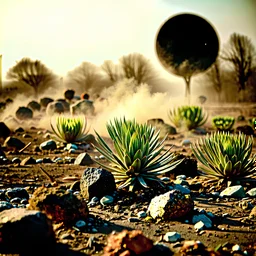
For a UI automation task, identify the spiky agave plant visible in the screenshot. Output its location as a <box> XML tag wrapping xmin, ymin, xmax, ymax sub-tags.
<box><xmin>168</xmin><ymin>105</ymin><xmax>207</xmax><ymax>130</ymax></box>
<box><xmin>212</xmin><ymin>116</ymin><xmax>235</xmax><ymax>131</ymax></box>
<box><xmin>50</xmin><ymin>115</ymin><xmax>91</xmax><ymax>143</ymax></box>
<box><xmin>94</xmin><ymin>118</ymin><xmax>183</xmax><ymax>191</ymax></box>
<box><xmin>191</xmin><ymin>132</ymin><xmax>256</xmax><ymax>183</ymax></box>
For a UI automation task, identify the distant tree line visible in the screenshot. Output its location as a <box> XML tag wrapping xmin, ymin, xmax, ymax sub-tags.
<box><xmin>3</xmin><ymin>32</ymin><xmax>256</xmax><ymax>102</ymax></box>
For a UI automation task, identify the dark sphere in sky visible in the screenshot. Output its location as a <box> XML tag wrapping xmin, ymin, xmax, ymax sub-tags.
<box><xmin>156</xmin><ymin>13</ymin><xmax>219</xmax><ymax>77</ymax></box>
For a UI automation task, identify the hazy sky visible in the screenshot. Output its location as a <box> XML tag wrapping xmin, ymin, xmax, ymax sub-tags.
<box><xmin>1</xmin><ymin>0</ymin><xmax>256</xmax><ymax>79</ymax></box>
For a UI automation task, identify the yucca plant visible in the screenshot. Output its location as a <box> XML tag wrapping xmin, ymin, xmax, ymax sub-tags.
<box><xmin>93</xmin><ymin>118</ymin><xmax>183</xmax><ymax>191</ymax></box>
<box><xmin>191</xmin><ymin>132</ymin><xmax>256</xmax><ymax>183</ymax></box>
<box><xmin>50</xmin><ymin>115</ymin><xmax>91</xmax><ymax>143</ymax></box>
<box><xmin>168</xmin><ymin>105</ymin><xmax>207</xmax><ymax>130</ymax></box>
<box><xmin>212</xmin><ymin>116</ymin><xmax>235</xmax><ymax>131</ymax></box>
<box><xmin>249</xmin><ymin>117</ymin><xmax>256</xmax><ymax>130</ymax></box>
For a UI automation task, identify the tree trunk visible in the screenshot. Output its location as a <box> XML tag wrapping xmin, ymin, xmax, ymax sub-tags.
<box><xmin>184</xmin><ymin>76</ymin><xmax>191</xmax><ymax>105</ymax></box>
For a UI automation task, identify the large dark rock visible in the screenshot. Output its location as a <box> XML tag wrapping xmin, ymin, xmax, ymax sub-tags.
<box><xmin>28</xmin><ymin>186</ymin><xmax>89</xmax><ymax>225</ymax></box>
<box><xmin>235</xmin><ymin>125</ymin><xmax>254</xmax><ymax>136</ymax></box>
<box><xmin>15</xmin><ymin>107</ymin><xmax>33</xmax><ymax>120</ymax></box>
<box><xmin>3</xmin><ymin>136</ymin><xmax>25</xmax><ymax>151</ymax></box>
<box><xmin>0</xmin><ymin>122</ymin><xmax>11</xmax><ymax>140</ymax></box>
<box><xmin>0</xmin><ymin>208</ymin><xmax>55</xmax><ymax>255</ymax></box>
<box><xmin>40</xmin><ymin>97</ymin><xmax>54</xmax><ymax>108</ymax></box>
<box><xmin>6</xmin><ymin>187</ymin><xmax>29</xmax><ymax>200</ymax></box>
<box><xmin>64</xmin><ymin>89</ymin><xmax>75</xmax><ymax>101</ymax></box>
<box><xmin>80</xmin><ymin>167</ymin><xmax>116</xmax><ymax>200</ymax></box>
<box><xmin>46</xmin><ymin>101</ymin><xmax>65</xmax><ymax>116</ymax></box>
<box><xmin>27</xmin><ymin>100</ymin><xmax>41</xmax><ymax>111</ymax></box>
<box><xmin>40</xmin><ymin>139</ymin><xmax>57</xmax><ymax>151</ymax></box>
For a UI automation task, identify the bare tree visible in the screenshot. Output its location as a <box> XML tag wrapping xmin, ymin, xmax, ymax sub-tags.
<box><xmin>67</xmin><ymin>62</ymin><xmax>104</xmax><ymax>95</ymax></box>
<box><xmin>203</xmin><ymin>58</ymin><xmax>222</xmax><ymax>102</ymax></box>
<box><xmin>6</xmin><ymin>58</ymin><xmax>57</xmax><ymax>98</ymax></box>
<box><xmin>101</xmin><ymin>53</ymin><xmax>156</xmax><ymax>85</ymax></box>
<box><xmin>221</xmin><ymin>33</ymin><xmax>256</xmax><ymax>98</ymax></box>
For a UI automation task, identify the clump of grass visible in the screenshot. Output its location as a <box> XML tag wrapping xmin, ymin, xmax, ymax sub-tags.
<box><xmin>168</xmin><ymin>105</ymin><xmax>207</xmax><ymax>130</ymax></box>
<box><xmin>93</xmin><ymin>117</ymin><xmax>183</xmax><ymax>191</ymax></box>
<box><xmin>212</xmin><ymin>116</ymin><xmax>235</xmax><ymax>131</ymax></box>
<box><xmin>191</xmin><ymin>131</ymin><xmax>256</xmax><ymax>184</ymax></box>
<box><xmin>50</xmin><ymin>115</ymin><xmax>91</xmax><ymax>143</ymax></box>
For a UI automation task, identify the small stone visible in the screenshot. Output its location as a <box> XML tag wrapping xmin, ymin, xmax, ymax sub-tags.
<box><xmin>232</xmin><ymin>244</ymin><xmax>241</xmax><ymax>252</ymax></box>
<box><xmin>137</xmin><ymin>211</ymin><xmax>147</xmax><ymax>218</ymax></box>
<box><xmin>173</xmin><ymin>184</ymin><xmax>190</xmax><ymax>194</ymax></box>
<box><xmin>66</xmin><ymin>143</ymin><xmax>78</xmax><ymax>150</ymax></box>
<box><xmin>36</xmin><ymin>159</ymin><xmax>43</xmax><ymax>164</ymax></box>
<box><xmin>220</xmin><ymin>185</ymin><xmax>246</xmax><ymax>198</ymax></box>
<box><xmin>181</xmin><ymin>139</ymin><xmax>191</xmax><ymax>146</ymax></box>
<box><xmin>247</xmin><ymin>188</ymin><xmax>256</xmax><ymax>197</ymax></box>
<box><xmin>99</xmin><ymin>155</ymin><xmax>105</xmax><ymax>159</ymax></box>
<box><xmin>163</xmin><ymin>232</ymin><xmax>181</xmax><ymax>242</ymax></box>
<box><xmin>20</xmin><ymin>156</ymin><xmax>36</xmax><ymax>166</ymax></box>
<box><xmin>75</xmin><ymin>220</ymin><xmax>86</xmax><ymax>228</ymax></box>
<box><xmin>176</xmin><ymin>175</ymin><xmax>186</xmax><ymax>180</ymax></box>
<box><xmin>40</xmin><ymin>140</ymin><xmax>57</xmax><ymax>151</ymax></box>
<box><xmin>100</xmin><ymin>195</ymin><xmax>114</xmax><ymax>206</ymax></box>
<box><xmin>194</xmin><ymin>221</ymin><xmax>205</xmax><ymax>231</ymax></box>
<box><xmin>128</xmin><ymin>217</ymin><xmax>140</xmax><ymax>223</ymax></box>
<box><xmin>10</xmin><ymin>197</ymin><xmax>21</xmax><ymax>204</ymax></box>
<box><xmin>192</xmin><ymin>214</ymin><xmax>212</xmax><ymax>229</ymax></box>
<box><xmin>12</xmin><ymin>157</ymin><xmax>21</xmax><ymax>164</ymax></box>
<box><xmin>74</xmin><ymin>153</ymin><xmax>94</xmax><ymax>166</ymax></box>
<box><xmin>91</xmin><ymin>228</ymin><xmax>98</xmax><ymax>233</ymax></box>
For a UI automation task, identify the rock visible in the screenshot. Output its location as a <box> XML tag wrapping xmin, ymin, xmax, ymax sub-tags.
<box><xmin>168</xmin><ymin>154</ymin><xmax>198</xmax><ymax>179</ymax></box>
<box><xmin>28</xmin><ymin>186</ymin><xmax>89</xmax><ymax>225</ymax></box>
<box><xmin>74</xmin><ymin>152</ymin><xmax>94</xmax><ymax>166</ymax></box>
<box><xmin>75</xmin><ymin>220</ymin><xmax>86</xmax><ymax>229</ymax></box>
<box><xmin>176</xmin><ymin>175</ymin><xmax>187</xmax><ymax>180</ymax></box>
<box><xmin>0</xmin><ymin>201</ymin><xmax>13</xmax><ymax>212</ymax></box>
<box><xmin>40</xmin><ymin>139</ymin><xmax>57</xmax><ymax>151</ymax></box>
<box><xmin>66</xmin><ymin>143</ymin><xmax>78</xmax><ymax>150</ymax></box>
<box><xmin>40</xmin><ymin>97</ymin><xmax>54</xmax><ymax>108</ymax></box>
<box><xmin>100</xmin><ymin>195</ymin><xmax>114</xmax><ymax>206</ymax></box>
<box><xmin>64</xmin><ymin>89</ymin><xmax>75</xmax><ymax>101</ymax></box>
<box><xmin>173</xmin><ymin>184</ymin><xmax>191</xmax><ymax>194</ymax></box>
<box><xmin>0</xmin><ymin>122</ymin><xmax>11</xmax><ymax>140</ymax></box>
<box><xmin>163</xmin><ymin>231</ymin><xmax>181</xmax><ymax>242</ymax></box>
<box><xmin>249</xmin><ymin>206</ymin><xmax>256</xmax><ymax>220</ymax></box>
<box><xmin>6</xmin><ymin>187</ymin><xmax>29</xmax><ymax>200</ymax></box>
<box><xmin>235</xmin><ymin>125</ymin><xmax>254</xmax><ymax>135</ymax></box>
<box><xmin>137</xmin><ymin>211</ymin><xmax>147</xmax><ymax>218</ymax></box>
<box><xmin>193</xmin><ymin>127</ymin><xmax>207</xmax><ymax>135</ymax></box>
<box><xmin>194</xmin><ymin>221</ymin><xmax>206</xmax><ymax>231</ymax></box>
<box><xmin>20</xmin><ymin>156</ymin><xmax>36</xmax><ymax>166</ymax></box>
<box><xmin>247</xmin><ymin>188</ymin><xmax>256</xmax><ymax>197</ymax></box>
<box><xmin>3</xmin><ymin>136</ymin><xmax>25</xmax><ymax>151</ymax></box>
<box><xmin>192</xmin><ymin>214</ymin><xmax>212</xmax><ymax>229</ymax></box>
<box><xmin>46</xmin><ymin>101</ymin><xmax>65</xmax><ymax>116</ymax></box>
<box><xmin>220</xmin><ymin>185</ymin><xmax>246</xmax><ymax>198</ymax></box>
<box><xmin>56</xmin><ymin>99</ymin><xmax>70</xmax><ymax>111</ymax></box>
<box><xmin>128</xmin><ymin>217</ymin><xmax>141</xmax><ymax>222</ymax></box>
<box><xmin>104</xmin><ymin>230</ymin><xmax>153</xmax><ymax>255</ymax></box>
<box><xmin>27</xmin><ymin>100</ymin><xmax>41</xmax><ymax>111</ymax></box>
<box><xmin>80</xmin><ymin>167</ymin><xmax>116</xmax><ymax>200</ymax></box>
<box><xmin>15</xmin><ymin>106</ymin><xmax>33</xmax><ymax>120</ymax></box>
<box><xmin>0</xmin><ymin>208</ymin><xmax>55</xmax><ymax>255</ymax></box>
<box><xmin>181</xmin><ymin>139</ymin><xmax>192</xmax><ymax>146</ymax></box>
<box><xmin>70</xmin><ymin>99</ymin><xmax>95</xmax><ymax>115</ymax></box>
<box><xmin>147</xmin><ymin>190</ymin><xmax>194</xmax><ymax>220</ymax></box>
<box><xmin>147</xmin><ymin>119</ymin><xmax>177</xmax><ymax>135</ymax></box>
<box><xmin>174</xmin><ymin>179</ymin><xmax>189</xmax><ymax>186</ymax></box>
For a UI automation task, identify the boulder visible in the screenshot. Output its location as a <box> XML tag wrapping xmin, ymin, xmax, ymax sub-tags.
<box><xmin>3</xmin><ymin>136</ymin><xmax>25</xmax><ymax>151</ymax></box>
<box><xmin>46</xmin><ymin>101</ymin><xmax>64</xmax><ymax>116</ymax></box>
<box><xmin>27</xmin><ymin>100</ymin><xmax>41</xmax><ymax>111</ymax></box>
<box><xmin>28</xmin><ymin>186</ymin><xmax>89</xmax><ymax>225</ymax></box>
<box><xmin>235</xmin><ymin>125</ymin><xmax>254</xmax><ymax>135</ymax></box>
<box><xmin>80</xmin><ymin>167</ymin><xmax>116</xmax><ymax>200</ymax></box>
<box><xmin>0</xmin><ymin>122</ymin><xmax>11</xmax><ymax>140</ymax></box>
<box><xmin>0</xmin><ymin>208</ymin><xmax>55</xmax><ymax>255</ymax></box>
<box><xmin>15</xmin><ymin>106</ymin><xmax>33</xmax><ymax>120</ymax></box>
<box><xmin>64</xmin><ymin>89</ymin><xmax>75</xmax><ymax>101</ymax></box>
<box><xmin>147</xmin><ymin>189</ymin><xmax>194</xmax><ymax>220</ymax></box>
<box><xmin>70</xmin><ymin>99</ymin><xmax>95</xmax><ymax>115</ymax></box>
<box><xmin>104</xmin><ymin>230</ymin><xmax>153</xmax><ymax>256</ymax></box>
<box><xmin>40</xmin><ymin>97</ymin><xmax>54</xmax><ymax>108</ymax></box>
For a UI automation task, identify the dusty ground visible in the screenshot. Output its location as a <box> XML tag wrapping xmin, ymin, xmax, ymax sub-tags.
<box><xmin>1</xmin><ymin>105</ymin><xmax>256</xmax><ymax>255</ymax></box>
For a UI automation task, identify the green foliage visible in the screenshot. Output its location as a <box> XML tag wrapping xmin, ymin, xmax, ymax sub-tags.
<box><xmin>168</xmin><ymin>105</ymin><xmax>207</xmax><ymax>130</ymax></box>
<box><xmin>249</xmin><ymin>117</ymin><xmax>256</xmax><ymax>130</ymax></box>
<box><xmin>50</xmin><ymin>115</ymin><xmax>90</xmax><ymax>143</ymax></box>
<box><xmin>212</xmin><ymin>116</ymin><xmax>235</xmax><ymax>131</ymax></box>
<box><xmin>191</xmin><ymin>132</ymin><xmax>256</xmax><ymax>182</ymax></box>
<box><xmin>94</xmin><ymin>118</ymin><xmax>183</xmax><ymax>191</ymax></box>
